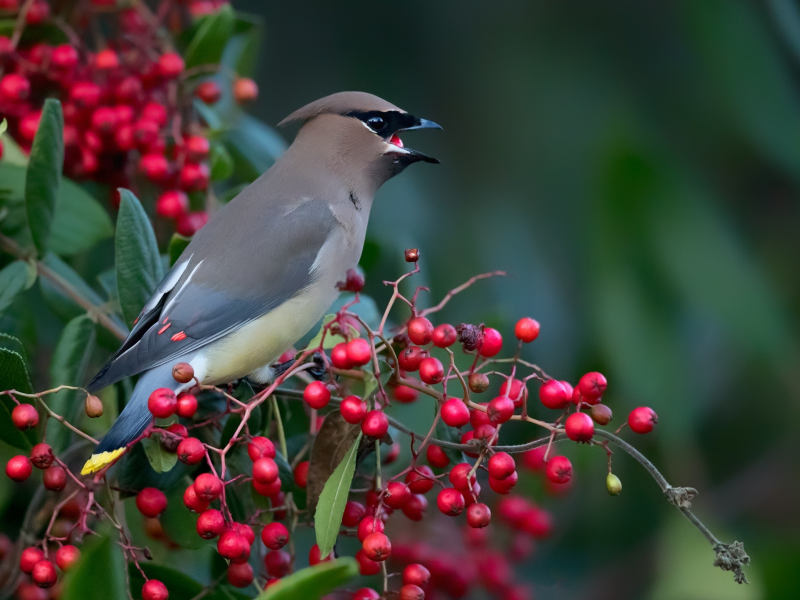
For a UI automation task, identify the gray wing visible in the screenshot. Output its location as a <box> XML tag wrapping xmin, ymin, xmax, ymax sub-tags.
<box><xmin>88</xmin><ymin>197</ymin><xmax>338</xmax><ymax>391</ymax></box>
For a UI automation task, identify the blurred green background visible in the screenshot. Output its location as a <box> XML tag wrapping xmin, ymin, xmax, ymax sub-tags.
<box><xmin>236</xmin><ymin>0</ymin><xmax>800</xmax><ymax>598</ymax></box>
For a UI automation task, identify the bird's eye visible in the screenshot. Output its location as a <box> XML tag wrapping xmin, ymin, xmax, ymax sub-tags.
<box><xmin>366</xmin><ymin>116</ymin><xmax>386</xmax><ymax>132</ymax></box>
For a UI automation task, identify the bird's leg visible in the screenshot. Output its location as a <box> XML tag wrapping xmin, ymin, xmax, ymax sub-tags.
<box><xmin>270</xmin><ymin>352</ymin><xmax>327</xmax><ymax>381</ymax></box>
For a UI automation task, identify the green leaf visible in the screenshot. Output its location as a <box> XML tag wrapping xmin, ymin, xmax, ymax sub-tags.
<box><xmin>50</xmin><ymin>179</ymin><xmax>114</xmax><ymax>256</ymax></box>
<box><xmin>47</xmin><ymin>315</ymin><xmax>96</xmax><ymax>451</ymax></box>
<box><xmin>0</xmin><ymin>118</ymin><xmax>6</xmax><ymax>136</ymax></box>
<box><xmin>0</xmin><ymin>340</ymin><xmax>36</xmax><ymax>450</ymax></box>
<box><xmin>305</xmin><ymin>314</ymin><xmax>359</xmax><ymax>352</ymax></box>
<box><xmin>209</xmin><ymin>142</ymin><xmax>234</xmax><ymax>181</ymax></box>
<box><xmin>314</xmin><ymin>433</ymin><xmax>361</xmax><ymax>558</ymax></box>
<box><xmin>0</xmin><ymin>261</ymin><xmax>32</xmax><ymax>313</ymax></box>
<box><xmin>115</xmin><ymin>189</ymin><xmax>164</xmax><ymax>329</ymax></box>
<box><xmin>259</xmin><ymin>558</ymin><xmax>358</xmax><ymax>600</ymax></box>
<box><xmin>61</xmin><ymin>531</ymin><xmax>126</xmax><ymax>600</ymax></box>
<box><xmin>25</xmin><ymin>98</ymin><xmax>64</xmax><ymax>257</ymax></box>
<box><xmin>141</xmin><ymin>436</ymin><xmax>178</xmax><ymax>474</ymax></box>
<box><xmin>435</xmin><ymin>418</ymin><xmax>467</xmax><ymax>466</ymax></box>
<box><xmin>168</xmin><ymin>233</ymin><xmax>191</xmax><ymax>266</ymax></box>
<box><xmin>224</xmin><ymin>13</ymin><xmax>264</xmax><ymax>78</ymax></box>
<box><xmin>159</xmin><ymin>484</ymin><xmax>206</xmax><ymax>549</ymax></box>
<box><xmin>129</xmin><ymin>563</ymin><xmax>250</xmax><ymax>600</ymax></box>
<box><xmin>274</xmin><ymin>450</ymin><xmax>294</xmax><ymax>490</ymax></box>
<box><xmin>117</xmin><ymin>441</ymin><xmax>192</xmax><ymax>494</ymax></box>
<box><xmin>227</xmin><ymin>114</ymin><xmax>287</xmax><ymax>182</ymax></box>
<box><xmin>184</xmin><ymin>5</ymin><xmax>235</xmax><ymax>68</ymax></box>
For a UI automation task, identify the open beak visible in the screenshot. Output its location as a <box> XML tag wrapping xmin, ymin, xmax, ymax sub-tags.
<box><xmin>386</xmin><ymin>117</ymin><xmax>442</xmax><ymax>164</ymax></box>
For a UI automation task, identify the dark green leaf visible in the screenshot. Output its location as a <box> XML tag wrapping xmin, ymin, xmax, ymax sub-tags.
<box><xmin>168</xmin><ymin>233</ymin><xmax>191</xmax><ymax>266</ymax></box>
<box><xmin>0</xmin><ymin>340</ymin><xmax>36</xmax><ymax>450</ymax></box>
<box><xmin>185</xmin><ymin>5</ymin><xmax>235</xmax><ymax>68</ymax></box>
<box><xmin>47</xmin><ymin>315</ymin><xmax>96</xmax><ymax>451</ymax></box>
<box><xmin>258</xmin><ymin>558</ymin><xmax>359</xmax><ymax>600</ymax></box>
<box><xmin>274</xmin><ymin>450</ymin><xmax>294</xmax><ymax>490</ymax></box>
<box><xmin>314</xmin><ymin>432</ymin><xmax>361</xmax><ymax>558</ymax></box>
<box><xmin>25</xmin><ymin>98</ymin><xmax>63</xmax><ymax>257</ymax></box>
<box><xmin>50</xmin><ymin>178</ymin><xmax>114</xmax><ymax>256</ymax></box>
<box><xmin>435</xmin><ymin>418</ymin><xmax>467</xmax><ymax>466</ymax></box>
<box><xmin>159</xmin><ymin>484</ymin><xmax>207</xmax><ymax>550</ymax></box>
<box><xmin>61</xmin><ymin>531</ymin><xmax>126</xmax><ymax>600</ymax></box>
<box><xmin>0</xmin><ymin>261</ymin><xmax>32</xmax><ymax>313</ymax></box>
<box><xmin>117</xmin><ymin>441</ymin><xmax>192</xmax><ymax>494</ymax></box>
<box><xmin>209</xmin><ymin>142</ymin><xmax>234</xmax><ymax>181</ymax></box>
<box><xmin>227</xmin><ymin>114</ymin><xmax>286</xmax><ymax>182</ymax></box>
<box><xmin>115</xmin><ymin>189</ymin><xmax>164</xmax><ymax>329</ymax></box>
<box><xmin>224</xmin><ymin>13</ymin><xmax>264</xmax><ymax>78</ymax></box>
<box><xmin>141</xmin><ymin>436</ymin><xmax>178</xmax><ymax>473</ymax></box>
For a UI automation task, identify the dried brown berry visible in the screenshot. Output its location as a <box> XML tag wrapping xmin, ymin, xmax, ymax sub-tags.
<box><xmin>85</xmin><ymin>394</ymin><xmax>104</xmax><ymax>418</ymax></box>
<box><xmin>404</xmin><ymin>248</ymin><xmax>420</xmax><ymax>263</ymax></box>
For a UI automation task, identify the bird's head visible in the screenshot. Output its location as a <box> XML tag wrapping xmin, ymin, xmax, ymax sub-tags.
<box><xmin>279</xmin><ymin>92</ymin><xmax>441</xmax><ymax>190</ymax></box>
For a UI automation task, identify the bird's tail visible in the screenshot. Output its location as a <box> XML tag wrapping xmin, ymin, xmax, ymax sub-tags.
<box><xmin>81</xmin><ymin>362</ymin><xmax>183</xmax><ymax>475</ymax></box>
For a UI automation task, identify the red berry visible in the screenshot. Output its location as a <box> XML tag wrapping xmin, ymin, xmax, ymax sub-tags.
<box><xmin>217</xmin><ymin>531</ymin><xmax>250</xmax><ymax>564</ymax></box>
<box><xmin>405</xmin><ymin>465</ymin><xmax>434</xmax><ymax>494</ymax></box>
<box><xmin>183</xmin><ymin>485</ymin><xmax>209</xmax><ymax>513</ymax></box>
<box><xmin>230</xmin><ymin>522</ymin><xmax>255</xmax><ymax>545</ymax></box>
<box><xmin>252</xmin><ymin>457</ymin><xmax>279</xmax><ymax>485</ymax></box>
<box><xmin>474</xmin><ymin>423</ymin><xmax>498</xmax><ymax>442</ymax></box>
<box><xmin>460</xmin><ymin>431</ymin><xmax>479</xmax><ymax>458</ymax></box>
<box><xmin>393</xmin><ymin>383</ymin><xmax>419</xmax><ymax>403</ymax></box>
<box><xmin>6</xmin><ymin>456</ymin><xmax>32</xmax><ymax>482</ymax></box>
<box><xmin>148</xmin><ymin>388</ymin><xmax>177</xmax><ymax>418</ymax></box>
<box><xmin>261</xmin><ymin>522</ymin><xmax>289</xmax><ymax>550</ymax></box>
<box><xmin>253</xmin><ymin>477</ymin><xmax>281</xmax><ymax>498</ymax></box>
<box><xmin>467</xmin><ymin>502</ymin><xmax>491</xmax><ymax>528</ymax></box>
<box><xmin>590</xmin><ymin>403</ymin><xmax>613</xmax><ymax>425</ymax></box>
<box><xmin>142</xmin><ymin>579</ymin><xmax>169</xmax><ymax>600</ymax></box>
<box><xmin>357</xmin><ymin>516</ymin><xmax>385</xmax><ymax>542</ymax></box>
<box><xmin>0</xmin><ymin>74</ymin><xmax>30</xmax><ymax>102</ymax></box>
<box><xmin>356</xmin><ymin>549</ymin><xmax>381</xmax><ymax>576</ymax></box>
<box><xmin>132</xmin><ymin>119</ymin><xmax>159</xmax><ymax>150</ymax></box>
<box><xmin>488</xmin><ymin>452</ymin><xmax>516</xmax><ymax>480</ymax></box>
<box><xmin>565</xmin><ymin>412</ymin><xmax>594</xmax><ymax>442</ymax></box>
<box><xmin>514</xmin><ymin>317</ymin><xmax>540</xmax><ymax>342</ymax></box>
<box><xmin>196</xmin><ymin>509</ymin><xmax>225</xmax><ymax>539</ymax></box>
<box><xmin>329</xmin><ymin>342</ymin><xmax>352</xmax><ymax>369</ymax></box>
<box><xmin>176</xmin><ymin>438</ymin><xmax>205</xmax><ymax>465</ymax></box>
<box><xmin>139</xmin><ymin>153</ymin><xmax>170</xmax><ymax>182</ymax></box>
<box><xmin>176</xmin><ymin>392</ymin><xmax>198</xmax><ymax>418</ymax></box>
<box><xmin>309</xmin><ymin>543</ymin><xmax>332</xmax><ymax>565</ymax></box>
<box><xmin>69</xmin><ymin>82</ymin><xmax>101</xmax><ymax>109</ymax></box>
<box><xmin>403</xmin><ymin>563</ymin><xmax>431</xmax><ymax>587</ymax></box>
<box><xmin>628</xmin><ymin>407</ymin><xmax>658</xmax><ymax>434</ymax></box>
<box><xmin>399</xmin><ymin>584</ymin><xmax>425</xmax><ymax>600</ymax></box>
<box><xmin>51</xmin><ymin>44</ymin><xmax>78</xmax><ymax>71</ymax></box>
<box><xmin>195</xmin><ymin>81</ymin><xmax>221</xmax><ymax>104</ymax></box>
<box><xmin>577</xmin><ymin>371</ymin><xmax>607</xmax><ymax>403</ymax></box>
<box><xmin>539</xmin><ymin>380</ymin><xmax>570</xmax><ymax>409</ymax></box>
<box><xmin>294</xmin><ymin>460</ymin><xmax>309</xmax><ymax>488</ymax></box>
<box><xmin>522</xmin><ymin>446</ymin><xmax>547</xmax><ymax>471</ymax></box>
<box><xmin>264</xmin><ymin>549</ymin><xmax>290</xmax><ymax>577</ymax></box>
<box><xmin>426</xmin><ymin>444</ymin><xmax>450</xmax><ymax>468</ymax></box>
<box><xmin>407</xmin><ymin>317</ymin><xmax>433</xmax><ymax>345</ymax></box>
<box><xmin>55</xmin><ymin>545</ymin><xmax>80</xmax><ymax>571</ymax></box>
<box><xmin>545</xmin><ymin>455</ymin><xmax>573</xmax><ymax>484</ymax></box>
<box><xmin>436</xmin><ymin>488</ymin><xmax>465</xmax><ymax>516</ymax></box>
<box><xmin>25</xmin><ymin>1</ymin><xmax>49</xmax><ymax>25</ymax></box>
<box><xmin>227</xmin><ymin>562</ymin><xmax>253</xmax><ymax>588</ymax></box>
<box><xmin>184</xmin><ymin>135</ymin><xmax>210</xmax><ymax>162</ymax></box>
<box><xmin>303</xmin><ymin>381</ymin><xmax>330</xmax><ymax>409</ymax></box>
<box><xmin>194</xmin><ymin>473</ymin><xmax>222</xmax><ymax>501</ymax></box>
<box><xmin>156</xmin><ymin>191</ymin><xmax>189</xmax><ymax>220</ymax></box>
<box><xmin>440</xmin><ymin>397</ymin><xmax>470</xmax><ymax>428</ymax></box>
<box><xmin>247</xmin><ymin>436</ymin><xmax>275</xmax><ymax>461</ymax></box>
<box><xmin>158</xmin><ymin>52</ymin><xmax>184</xmax><ymax>78</ymax></box>
<box><xmin>31</xmin><ymin>560</ymin><xmax>56</xmax><ymax>588</ymax></box>
<box><xmin>401</xmin><ymin>493</ymin><xmax>428</xmax><ymax>521</ymax></box>
<box><xmin>116</xmin><ymin>77</ymin><xmax>143</xmax><ymax>105</ymax></box>
<box><xmin>342</xmin><ymin>500</ymin><xmax>366</xmax><ymax>528</ymax></box>
<box><xmin>362</xmin><ymin>532</ymin><xmax>391</xmax><ymax>562</ymax></box>
<box><xmin>30</xmin><ymin>443</ymin><xmax>54</xmax><ymax>469</ymax></box>
<box><xmin>479</xmin><ymin>327</ymin><xmax>503</xmax><ymax>357</ymax></box>
<box><xmin>384</xmin><ymin>481</ymin><xmax>411</xmax><ymax>509</ymax></box>
<box><xmin>418</xmin><ymin>357</ymin><xmax>444</xmax><ymax>384</ymax></box>
<box><xmin>488</xmin><ymin>471</ymin><xmax>517</xmax><ymax>494</ymax></box>
<box><xmin>20</xmin><ymin>547</ymin><xmax>44</xmax><ymax>573</ymax></box>
<box><xmin>18</xmin><ymin>111</ymin><xmax>41</xmax><ymax>142</ymax></box>
<box><xmin>43</xmin><ymin>466</ymin><xmax>66</xmax><ymax>491</ymax></box>
<box><xmin>361</xmin><ymin>410</ymin><xmax>388</xmax><ymax>438</ymax></box>
<box><xmin>167</xmin><ymin>423</ymin><xmax>188</xmax><ymax>439</ymax></box>
<box><xmin>95</xmin><ymin>49</ymin><xmax>119</xmax><ymax>70</ymax></box>
<box><xmin>346</xmin><ymin>338</ymin><xmax>371</xmax><ymax>366</ymax></box>
<box><xmin>353</xmin><ymin>588</ymin><xmax>380</xmax><ymax>600</ymax></box>
<box><xmin>179</xmin><ymin>163</ymin><xmax>210</xmax><ymax>192</ymax></box>
<box><xmin>142</xmin><ymin>102</ymin><xmax>168</xmax><ymax>127</ymax></box>
<box><xmin>176</xmin><ymin>211</ymin><xmax>209</xmax><ymax>236</ymax></box>
<box><xmin>233</xmin><ymin>78</ymin><xmax>258</xmax><ymax>104</ymax></box>
<box><xmin>487</xmin><ymin>395</ymin><xmax>515</xmax><ymax>424</ymax></box>
<box><xmin>398</xmin><ymin>345</ymin><xmax>426</xmax><ymax>371</ymax></box>
<box><xmin>340</xmin><ymin>395</ymin><xmax>367</xmax><ymax>424</ymax></box>
<box><xmin>449</xmin><ymin>463</ymin><xmax>476</xmax><ymax>492</ymax></box>
<box><xmin>12</xmin><ymin>404</ymin><xmax>39</xmax><ymax>430</ymax></box>
<box><xmin>432</xmin><ymin>323</ymin><xmax>457</xmax><ymax>347</ymax></box>
<box><xmin>136</xmin><ymin>488</ymin><xmax>167</xmax><ymax>518</ymax></box>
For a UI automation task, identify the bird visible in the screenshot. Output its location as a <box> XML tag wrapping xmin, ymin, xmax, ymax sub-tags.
<box><xmin>80</xmin><ymin>92</ymin><xmax>441</xmax><ymax>475</ymax></box>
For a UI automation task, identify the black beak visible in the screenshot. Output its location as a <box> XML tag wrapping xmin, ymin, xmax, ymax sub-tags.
<box><xmin>397</xmin><ymin>117</ymin><xmax>442</xmax><ymax>164</ymax></box>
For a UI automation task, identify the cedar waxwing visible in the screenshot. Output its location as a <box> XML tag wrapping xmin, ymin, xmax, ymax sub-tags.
<box><xmin>81</xmin><ymin>92</ymin><xmax>441</xmax><ymax>474</ymax></box>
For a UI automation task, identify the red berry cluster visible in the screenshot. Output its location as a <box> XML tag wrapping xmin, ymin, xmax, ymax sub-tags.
<box><xmin>0</xmin><ymin>1</ymin><xmax>258</xmax><ymax>237</ymax></box>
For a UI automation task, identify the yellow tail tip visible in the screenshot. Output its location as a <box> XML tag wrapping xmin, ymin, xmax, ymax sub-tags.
<box><xmin>80</xmin><ymin>448</ymin><xmax>126</xmax><ymax>475</ymax></box>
